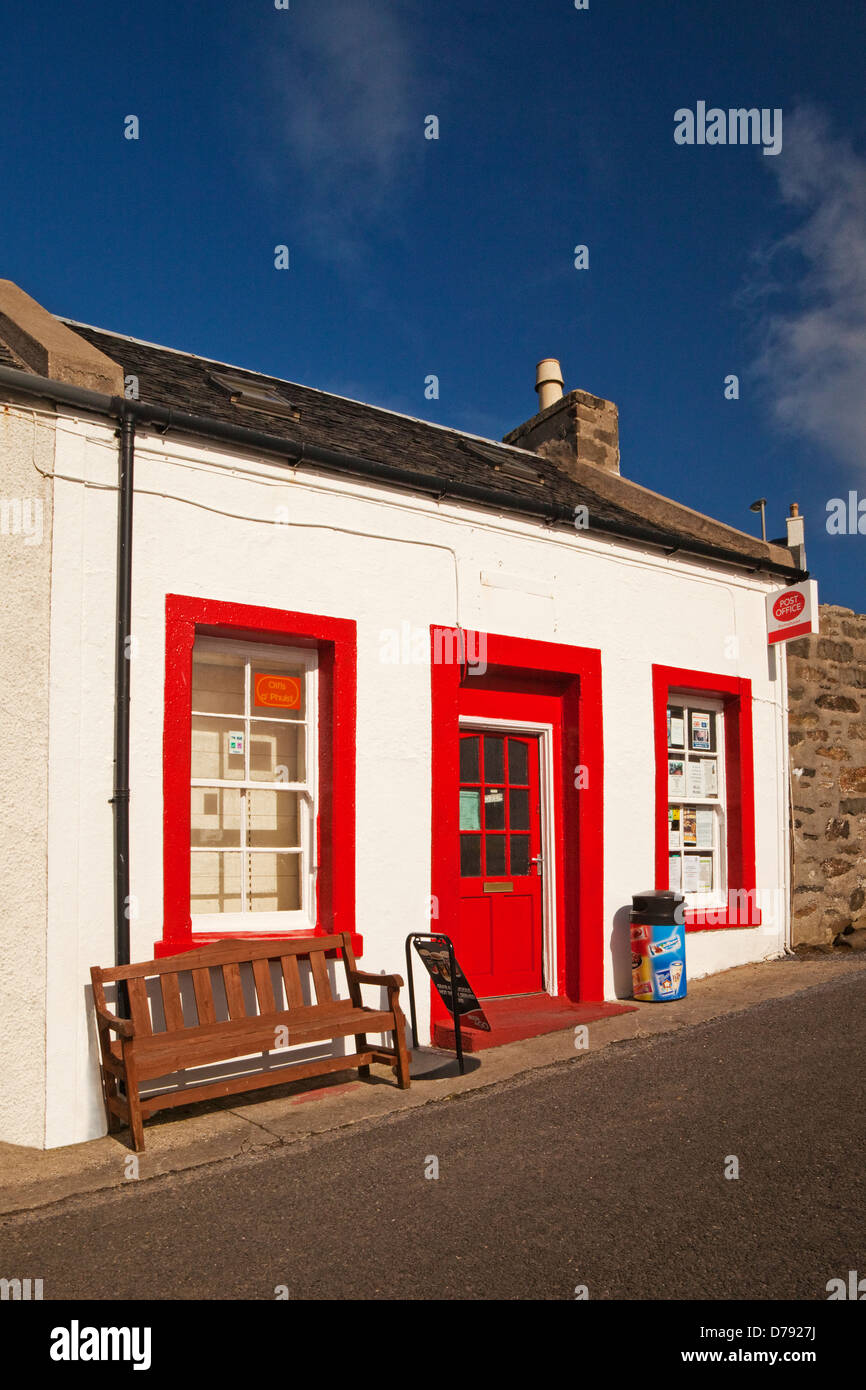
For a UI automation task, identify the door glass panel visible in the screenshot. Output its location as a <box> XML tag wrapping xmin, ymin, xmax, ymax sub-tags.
<box><xmin>508</xmin><ymin>739</ymin><xmax>529</xmax><ymax>784</ymax></box>
<box><xmin>191</xmin><ymin>717</ymin><xmax>245</xmax><ymax>780</ymax></box>
<box><xmin>247</xmin><ymin>790</ymin><xmax>300</xmax><ymax>848</ymax></box>
<box><xmin>191</xmin><ymin>851</ymin><xmax>242</xmax><ymax>915</ymax></box>
<box><xmin>486</xmin><ymin>834</ymin><xmax>506</xmax><ymax>876</ymax></box>
<box><xmin>247</xmin><ymin>852</ymin><xmax>301</xmax><ymax>912</ymax></box>
<box><xmin>460</xmin><ymin>790</ymin><xmax>481</xmax><ymax>830</ymax></box>
<box><xmin>460</xmin><ymin>835</ymin><xmax>481</xmax><ymax>877</ymax></box>
<box><xmin>483</xmin><ymin>735</ymin><xmax>505</xmax><ymax>783</ymax></box>
<box><xmin>459</xmin><ymin>736</ymin><xmax>480</xmax><ymax>782</ymax></box>
<box><xmin>191</xmin><ymin>787</ymin><xmax>242</xmax><ymax>847</ymax></box>
<box><xmin>510</xmin><ymin>835</ymin><xmax>530</xmax><ymax>876</ymax></box>
<box><xmin>509</xmin><ymin>788</ymin><xmax>529</xmax><ymax>831</ymax></box>
<box><xmin>484</xmin><ymin>788</ymin><xmax>506</xmax><ymax>830</ymax></box>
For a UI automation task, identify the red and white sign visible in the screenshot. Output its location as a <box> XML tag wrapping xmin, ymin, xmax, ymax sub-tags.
<box><xmin>766</xmin><ymin>579</ymin><xmax>819</xmax><ymax>646</ymax></box>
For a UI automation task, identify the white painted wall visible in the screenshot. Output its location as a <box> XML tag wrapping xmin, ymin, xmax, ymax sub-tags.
<box><xmin>31</xmin><ymin>412</ymin><xmax>791</xmax><ymax>1147</ymax></box>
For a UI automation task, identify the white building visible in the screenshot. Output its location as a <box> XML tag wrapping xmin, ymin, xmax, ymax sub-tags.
<box><xmin>0</xmin><ymin>281</ymin><xmax>807</xmax><ymax>1148</ymax></box>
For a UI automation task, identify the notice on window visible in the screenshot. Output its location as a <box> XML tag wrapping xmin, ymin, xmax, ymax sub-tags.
<box><xmin>669</xmin><ymin>853</ymin><xmax>682</xmax><ymax>891</ymax></box>
<box><xmin>254</xmin><ymin>672</ymin><xmax>302</xmax><ymax>709</ymax></box>
<box><xmin>697</xmin><ymin>855</ymin><xmax>713</xmax><ymax>891</ymax></box>
<box><xmin>668</xmin><ymin>759</ymin><xmax>685</xmax><ymax>796</ymax></box>
<box><xmin>667</xmin><ymin>705</ymin><xmax>685</xmax><ymax>748</ymax></box>
<box><xmin>682</xmin><ymin>855</ymin><xmax>700</xmax><ymax>892</ymax></box>
<box><xmin>668</xmin><ymin>806</ymin><xmax>681</xmax><ymax>848</ymax></box>
<box><xmin>696</xmin><ymin>809</ymin><xmax>714</xmax><ymax>849</ymax></box>
<box><xmin>702</xmin><ymin>759</ymin><xmax>718</xmax><ymax>796</ymax></box>
<box><xmin>686</xmin><ymin>760</ymin><xmax>705</xmax><ymax>797</ymax></box>
<box><xmin>683</xmin><ymin>807</ymin><xmax>697</xmax><ymax>846</ymax></box>
<box><xmin>460</xmin><ymin>790</ymin><xmax>480</xmax><ymax>831</ymax></box>
<box><xmin>228</xmin><ymin>731</ymin><xmax>244</xmax><ymax>755</ymax></box>
<box><xmin>690</xmin><ymin>711</ymin><xmax>713</xmax><ymax>751</ymax></box>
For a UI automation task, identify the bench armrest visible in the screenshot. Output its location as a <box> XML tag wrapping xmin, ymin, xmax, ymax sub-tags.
<box><xmin>350</xmin><ymin>970</ymin><xmax>404</xmax><ymax>990</ymax></box>
<box><xmin>95</xmin><ymin>1007</ymin><xmax>135</xmax><ymax>1039</ymax></box>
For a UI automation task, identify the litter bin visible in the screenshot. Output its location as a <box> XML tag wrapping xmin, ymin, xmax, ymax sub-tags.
<box><xmin>630</xmin><ymin>890</ymin><xmax>687</xmax><ymax>1001</ymax></box>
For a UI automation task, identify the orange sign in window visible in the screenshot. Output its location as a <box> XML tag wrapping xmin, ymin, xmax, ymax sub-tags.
<box><xmin>254</xmin><ymin>672</ymin><xmax>301</xmax><ymax>709</ymax></box>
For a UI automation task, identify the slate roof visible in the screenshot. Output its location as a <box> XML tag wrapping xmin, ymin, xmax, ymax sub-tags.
<box><xmin>0</xmin><ymin>339</ymin><xmax>27</xmax><ymax>370</ymax></box>
<box><xmin>55</xmin><ymin>318</ymin><xmax>800</xmax><ymax>576</ymax></box>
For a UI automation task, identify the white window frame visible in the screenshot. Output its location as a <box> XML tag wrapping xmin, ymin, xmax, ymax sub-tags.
<box><xmin>190</xmin><ymin>635</ymin><xmax>318</xmax><ymax>932</ymax></box>
<box><xmin>666</xmin><ymin>694</ymin><xmax>727</xmax><ymax>910</ymax></box>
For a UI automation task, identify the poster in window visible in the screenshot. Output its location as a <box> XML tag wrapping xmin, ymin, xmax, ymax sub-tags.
<box><xmin>459</xmin><ymin>790</ymin><xmax>481</xmax><ymax>831</ymax></box>
<box><xmin>683</xmin><ymin>807</ymin><xmax>697</xmax><ymax>846</ymax></box>
<box><xmin>667</xmin><ymin>705</ymin><xmax>685</xmax><ymax>748</ymax></box>
<box><xmin>697</xmin><ymin>856</ymin><xmax>714</xmax><ymax>891</ymax></box>
<box><xmin>690</xmin><ymin>710</ymin><xmax>714</xmax><ymax>751</ymax></box>
<box><xmin>668</xmin><ymin>759</ymin><xmax>685</xmax><ymax>796</ymax></box>
<box><xmin>686</xmin><ymin>760</ymin><xmax>705</xmax><ymax>797</ymax></box>
<box><xmin>669</xmin><ymin>853</ymin><xmax>682</xmax><ymax>891</ymax></box>
<box><xmin>668</xmin><ymin>806</ymin><xmax>681</xmax><ymax>849</ymax></box>
<box><xmin>702</xmin><ymin>759</ymin><xmax>718</xmax><ymax>796</ymax></box>
<box><xmin>696</xmin><ymin>809</ymin><xmax>714</xmax><ymax>849</ymax></box>
<box><xmin>682</xmin><ymin>855</ymin><xmax>700</xmax><ymax>892</ymax></box>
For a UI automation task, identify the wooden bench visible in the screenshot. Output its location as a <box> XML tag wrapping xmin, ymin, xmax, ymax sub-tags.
<box><xmin>90</xmin><ymin>933</ymin><xmax>411</xmax><ymax>1151</ymax></box>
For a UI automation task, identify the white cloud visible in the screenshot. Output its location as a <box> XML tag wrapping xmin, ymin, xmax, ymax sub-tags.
<box><xmin>753</xmin><ymin>107</ymin><xmax>866</xmax><ymax>472</ymax></box>
<box><xmin>264</xmin><ymin>1</ymin><xmax>420</xmax><ymax>250</ymax></box>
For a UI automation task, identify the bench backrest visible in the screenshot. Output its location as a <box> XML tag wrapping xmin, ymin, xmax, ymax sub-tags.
<box><xmin>91</xmin><ymin>933</ymin><xmax>360</xmax><ymax>1037</ymax></box>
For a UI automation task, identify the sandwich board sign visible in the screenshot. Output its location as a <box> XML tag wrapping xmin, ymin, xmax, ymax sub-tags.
<box><xmin>412</xmin><ymin>936</ymin><xmax>491</xmax><ymax>1031</ymax></box>
<box><xmin>766</xmin><ymin>579</ymin><xmax>819</xmax><ymax>646</ymax></box>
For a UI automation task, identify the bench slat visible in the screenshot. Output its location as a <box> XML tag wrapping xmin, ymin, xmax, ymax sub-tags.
<box><xmin>309</xmin><ymin>950</ymin><xmax>332</xmax><ymax>1005</ymax></box>
<box><xmin>126</xmin><ymin>977</ymin><xmax>152</xmax><ymax>1036</ymax></box>
<box><xmin>96</xmin><ymin>933</ymin><xmax>345</xmax><ymax>982</ymax></box>
<box><xmin>280</xmin><ymin>954</ymin><xmax>304</xmax><ymax>1009</ymax></box>
<box><xmin>252</xmin><ymin>958</ymin><xmax>276</xmax><ymax>1014</ymax></box>
<box><xmin>161</xmin><ymin>973</ymin><xmax>185</xmax><ymax>1032</ymax></box>
<box><xmin>222</xmin><ymin>962</ymin><xmax>247</xmax><ymax>1020</ymax></box>
<box><xmin>192</xmin><ymin>968</ymin><xmax>217</xmax><ymax>1025</ymax></box>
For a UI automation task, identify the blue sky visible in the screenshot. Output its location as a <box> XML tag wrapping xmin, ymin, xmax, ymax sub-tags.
<box><xmin>2</xmin><ymin>0</ymin><xmax>865</xmax><ymax>607</ymax></box>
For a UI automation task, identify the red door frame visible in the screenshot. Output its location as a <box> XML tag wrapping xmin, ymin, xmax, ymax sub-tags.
<box><xmin>431</xmin><ymin>628</ymin><xmax>604</xmax><ymax>1005</ymax></box>
<box><xmin>160</xmin><ymin>594</ymin><xmax>359</xmax><ymax>957</ymax></box>
<box><xmin>651</xmin><ymin>664</ymin><xmax>761</xmax><ymax>929</ymax></box>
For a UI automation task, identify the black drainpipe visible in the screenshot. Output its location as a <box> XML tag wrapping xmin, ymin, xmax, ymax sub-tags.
<box><xmin>110</xmin><ymin>413</ymin><xmax>136</xmax><ymax>968</ymax></box>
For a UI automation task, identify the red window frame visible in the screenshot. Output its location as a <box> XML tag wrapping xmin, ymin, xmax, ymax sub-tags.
<box><xmin>431</xmin><ymin>627</ymin><xmax>605</xmax><ymax>1002</ymax></box>
<box><xmin>159</xmin><ymin>594</ymin><xmax>359</xmax><ymax>956</ymax></box>
<box><xmin>652</xmin><ymin>665</ymin><xmax>761</xmax><ymax>929</ymax></box>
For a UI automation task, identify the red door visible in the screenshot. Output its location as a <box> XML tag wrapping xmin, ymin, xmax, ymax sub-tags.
<box><xmin>456</xmin><ymin>731</ymin><xmax>544</xmax><ymax>997</ymax></box>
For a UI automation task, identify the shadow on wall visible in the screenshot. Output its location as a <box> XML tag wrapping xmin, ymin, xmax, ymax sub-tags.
<box><xmin>610</xmin><ymin>904</ymin><xmax>634</xmax><ymax>1000</ymax></box>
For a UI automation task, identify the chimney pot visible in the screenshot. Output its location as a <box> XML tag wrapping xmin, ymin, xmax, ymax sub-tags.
<box><xmin>535</xmin><ymin>358</ymin><xmax>564</xmax><ymax>412</ymax></box>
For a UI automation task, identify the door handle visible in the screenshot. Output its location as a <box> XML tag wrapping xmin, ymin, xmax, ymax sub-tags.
<box><xmin>530</xmin><ymin>854</ymin><xmax>543</xmax><ymax>877</ymax></box>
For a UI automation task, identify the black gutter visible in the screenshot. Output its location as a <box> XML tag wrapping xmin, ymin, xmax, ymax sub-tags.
<box><xmin>0</xmin><ymin>362</ymin><xmax>808</xmax><ymax>581</ymax></box>
<box><xmin>110</xmin><ymin>414</ymin><xmax>135</xmax><ymax>969</ymax></box>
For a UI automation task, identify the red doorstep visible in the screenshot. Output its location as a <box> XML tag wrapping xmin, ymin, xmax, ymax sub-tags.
<box><xmin>432</xmin><ymin>993</ymin><xmax>637</xmax><ymax>1052</ymax></box>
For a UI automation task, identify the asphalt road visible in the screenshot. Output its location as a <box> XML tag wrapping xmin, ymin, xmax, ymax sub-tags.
<box><xmin>2</xmin><ymin>971</ymin><xmax>864</xmax><ymax>1300</ymax></box>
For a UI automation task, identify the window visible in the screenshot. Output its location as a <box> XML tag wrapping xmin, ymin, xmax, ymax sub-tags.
<box><xmin>189</xmin><ymin>637</ymin><xmax>317</xmax><ymax>930</ymax></box>
<box><xmin>666</xmin><ymin>696</ymin><xmax>726</xmax><ymax>905</ymax></box>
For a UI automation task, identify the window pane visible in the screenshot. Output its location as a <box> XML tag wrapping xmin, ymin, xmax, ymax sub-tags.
<box><xmin>484</xmin><ymin>788</ymin><xmax>506</xmax><ymax>830</ymax></box>
<box><xmin>191</xmin><ymin>787</ymin><xmax>242</xmax><ymax>847</ymax></box>
<box><xmin>191</xmin><ymin>851</ymin><xmax>242</xmax><ymax>915</ymax></box>
<box><xmin>252</xmin><ymin>669</ymin><xmax>305</xmax><ymax>721</ymax></box>
<box><xmin>509</xmin><ymin>788</ymin><xmax>529</xmax><ymax>831</ymax></box>
<box><xmin>460</xmin><ymin>835</ymin><xmax>481</xmax><ymax>877</ymax></box>
<box><xmin>510</xmin><ymin>835</ymin><xmax>530</xmax><ymax>875</ymax></box>
<box><xmin>247</xmin><ymin>852</ymin><xmax>301</xmax><ymax>912</ymax></box>
<box><xmin>191</xmin><ymin>716</ymin><xmax>245</xmax><ymax>780</ymax></box>
<box><xmin>247</xmin><ymin>790</ymin><xmax>300</xmax><ymax>848</ymax></box>
<box><xmin>508</xmin><ymin>739</ymin><xmax>529</xmax><ymax>784</ymax></box>
<box><xmin>486</xmin><ymin>835</ymin><xmax>506</xmax><ymax>875</ymax></box>
<box><xmin>459</xmin><ymin>736</ymin><xmax>480</xmax><ymax>782</ymax></box>
<box><xmin>192</xmin><ymin>652</ymin><xmax>245</xmax><ymax>716</ymax></box>
<box><xmin>249</xmin><ymin>721</ymin><xmax>305</xmax><ymax>783</ymax></box>
<box><xmin>483</xmin><ymin>736</ymin><xmax>505</xmax><ymax>783</ymax></box>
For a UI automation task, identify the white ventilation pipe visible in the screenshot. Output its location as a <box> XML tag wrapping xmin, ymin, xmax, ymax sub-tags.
<box><xmin>535</xmin><ymin>358</ymin><xmax>564</xmax><ymax>412</ymax></box>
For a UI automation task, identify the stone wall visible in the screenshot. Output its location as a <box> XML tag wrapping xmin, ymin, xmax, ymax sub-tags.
<box><xmin>787</xmin><ymin>605</ymin><xmax>866</xmax><ymax>946</ymax></box>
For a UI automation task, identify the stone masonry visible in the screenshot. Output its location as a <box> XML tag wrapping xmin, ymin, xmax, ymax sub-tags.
<box><xmin>787</xmin><ymin>604</ymin><xmax>866</xmax><ymax>945</ymax></box>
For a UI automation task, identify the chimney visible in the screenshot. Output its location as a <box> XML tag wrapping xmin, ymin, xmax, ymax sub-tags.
<box><xmin>504</xmin><ymin>359</ymin><xmax>620</xmax><ymax>477</ymax></box>
<box><xmin>786</xmin><ymin>502</ymin><xmax>806</xmax><ymax>569</ymax></box>
<box><xmin>0</xmin><ymin>279</ymin><xmax>123</xmax><ymax>395</ymax></box>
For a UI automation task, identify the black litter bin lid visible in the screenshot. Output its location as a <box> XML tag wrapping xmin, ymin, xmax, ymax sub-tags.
<box><xmin>631</xmin><ymin>888</ymin><xmax>684</xmax><ymax>923</ymax></box>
